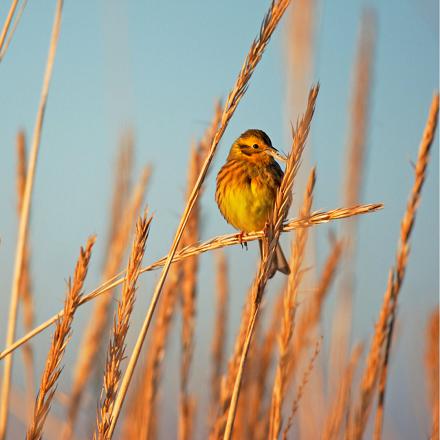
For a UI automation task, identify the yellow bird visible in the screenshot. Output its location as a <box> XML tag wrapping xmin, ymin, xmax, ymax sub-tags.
<box><xmin>215</xmin><ymin>129</ymin><xmax>290</xmax><ymax>278</ymax></box>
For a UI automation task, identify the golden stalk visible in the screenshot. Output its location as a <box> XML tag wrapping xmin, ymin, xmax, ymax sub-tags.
<box><xmin>350</xmin><ymin>272</ymin><xmax>393</xmax><ymax>439</ymax></box>
<box><xmin>282</xmin><ymin>337</ymin><xmax>322</xmax><ymax>439</ymax></box>
<box><xmin>179</xmin><ymin>101</ymin><xmax>221</xmax><ymax>440</ymax></box>
<box><xmin>286</xmin><ymin>0</ymin><xmax>316</xmax><ymax>115</ymax></box>
<box><xmin>329</xmin><ymin>9</ymin><xmax>376</xmax><ymax>403</ymax></box>
<box><xmin>15</xmin><ymin>130</ymin><xmax>36</xmax><ymax>421</ymax></box>
<box><xmin>223</xmin><ymin>85</ymin><xmax>319</xmax><ymax>440</ymax></box>
<box><xmin>373</xmin><ymin>93</ymin><xmax>439</xmax><ymax>440</ymax></box>
<box><xmin>94</xmin><ymin>213</ymin><xmax>152</xmax><ymax>440</ymax></box>
<box><xmin>105</xmin><ymin>1</ymin><xmax>295</xmax><ymax>436</ymax></box>
<box><xmin>124</xmin><ymin>266</ymin><xmax>181</xmax><ymax>440</ymax></box>
<box><xmin>0</xmin><ymin>0</ymin><xmax>19</xmax><ymax>57</ymax></box>
<box><xmin>268</xmin><ymin>168</ymin><xmax>316</xmax><ymax>439</ymax></box>
<box><xmin>248</xmin><ymin>294</ymin><xmax>284</xmax><ymax>440</ymax></box>
<box><xmin>63</xmin><ymin>162</ymin><xmax>150</xmax><ymax>440</ymax></box>
<box><xmin>179</xmin><ymin>147</ymin><xmax>199</xmax><ymax>440</ymax></box>
<box><xmin>323</xmin><ymin>343</ymin><xmax>364</xmax><ymax>440</ymax></box>
<box><xmin>210</xmin><ymin>283</ymin><xmax>254</xmax><ymax>440</ymax></box>
<box><xmin>425</xmin><ymin>309</ymin><xmax>439</xmax><ymax>440</ymax></box>
<box><xmin>285</xmin><ymin>236</ymin><xmax>344</xmax><ymax>388</ymax></box>
<box><xmin>210</xmin><ymin>251</ymin><xmax>229</xmax><ymax>424</ymax></box>
<box><xmin>26</xmin><ymin>237</ymin><xmax>95</xmax><ymax>440</ymax></box>
<box><xmin>0</xmin><ymin>1</ymin><xmax>63</xmax><ymax>437</ymax></box>
<box><xmin>0</xmin><ymin>202</ymin><xmax>383</xmax><ymax>364</ymax></box>
<box><xmin>0</xmin><ymin>0</ymin><xmax>28</xmax><ymax>62</ymax></box>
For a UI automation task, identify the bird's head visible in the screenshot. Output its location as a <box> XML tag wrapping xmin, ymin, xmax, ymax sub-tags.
<box><xmin>227</xmin><ymin>129</ymin><xmax>287</xmax><ymax>164</ymax></box>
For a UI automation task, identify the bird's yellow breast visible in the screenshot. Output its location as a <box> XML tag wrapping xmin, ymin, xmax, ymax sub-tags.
<box><xmin>216</xmin><ymin>161</ymin><xmax>279</xmax><ymax>233</ymax></box>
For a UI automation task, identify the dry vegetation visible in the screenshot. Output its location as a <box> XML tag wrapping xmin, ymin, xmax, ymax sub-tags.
<box><xmin>0</xmin><ymin>1</ymin><xmax>438</xmax><ymax>439</ymax></box>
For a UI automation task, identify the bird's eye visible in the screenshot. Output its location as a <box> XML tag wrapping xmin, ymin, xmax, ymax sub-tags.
<box><xmin>252</xmin><ymin>144</ymin><xmax>259</xmax><ymax>149</ymax></box>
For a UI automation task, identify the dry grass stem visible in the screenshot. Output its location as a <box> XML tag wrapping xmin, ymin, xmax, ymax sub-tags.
<box><xmin>106</xmin><ymin>1</ymin><xmax>294</xmax><ymax>436</ymax></box>
<box><xmin>323</xmin><ymin>343</ymin><xmax>364</xmax><ymax>440</ymax></box>
<box><xmin>287</xmin><ymin>236</ymin><xmax>344</xmax><ymax>392</ymax></box>
<box><xmin>0</xmin><ymin>0</ymin><xmax>19</xmax><ymax>57</ymax></box>
<box><xmin>108</xmin><ymin>133</ymin><xmax>135</xmax><ymax>255</ymax></box>
<box><xmin>0</xmin><ymin>202</ymin><xmax>382</xmax><ymax>364</ymax></box>
<box><xmin>286</xmin><ymin>0</ymin><xmax>316</xmax><ymax>114</ymax></box>
<box><xmin>269</xmin><ymin>168</ymin><xmax>316</xmax><ymax>439</ymax></box>
<box><xmin>94</xmin><ymin>213</ymin><xmax>152</xmax><ymax>440</ymax></box>
<box><xmin>343</xmin><ymin>9</ymin><xmax>376</xmax><ymax>209</ymax></box>
<box><xmin>249</xmin><ymin>294</ymin><xmax>284</xmax><ymax>440</ymax></box>
<box><xmin>26</xmin><ymin>237</ymin><xmax>95</xmax><ymax>440</ymax></box>
<box><xmin>16</xmin><ymin>130</ymin><xmax>36</xmax><ymax>420</ymax></box>
<box><xmin>425</xmin><ymin>309</ymin><xmax>439</xmax><ymax>440</ymax></box>
<box><xmin>63</xmin><ymin>162</ymin><xmax>150</xmax><ymax>440</ymax></box>
<box><xmin>123</xmin><ymin>266</ymin><xmax>181</xmax><ymax>440</ymax></box>
<box><xmin>179</xmin><ymin>147</ymin><xmax>199</xmax><ymax>440</ymax></box>
<box><xmin>0</xmin><ymin>1</ymin><xmax>64</xmax><ymax>437</ymax></box>
<box><xmin>0</xmin><ymin>0</ymin><xmax>28</xmax><ymax>61</ymax></box>
<box><xmin>351</xmin><ymin>272</ymin><xmax>393</xmax><ymax>439</ymax></box>
<box><xmin>223</xmin><ymin>85</ymin><xmax>319</xmax><ymax>440</ymax></box>
<box><xmin>373</xmin><ymin>92</ymin><xmax>439</xmax><ymax>439</ymax></box>
<box><xmin>210</xmin><ymin>283</ymin><xmax>254</xmax><ymax>440</ymax></box>
<box><xmin>330</xmin><ymin>9</ymin><xmax>376</xmax><ymax>408</ymax></box>
<box><xmin>282</xmin><ymin>337</ymin><xmax>322</xmax><ymax>439</ymax></box>
<box><xmin>179</xmin><ymin>102</ymin><xmax>221</xmax><ymax>440</ymax></box>
<box><xmin>210</xmin><ymin>251</ymin><xmax>229</xmax><ymax>424</ymax></box>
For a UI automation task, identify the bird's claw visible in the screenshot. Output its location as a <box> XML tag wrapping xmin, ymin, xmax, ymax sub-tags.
<box><xmin>263</xmin><ymin>221</ymin><xmax>271</xmax><ymax>238</ymax></box>
<box><xmin>238</xmin><ymin>231</ymin><xmax>248</xmax><ymax>250</ymax></box>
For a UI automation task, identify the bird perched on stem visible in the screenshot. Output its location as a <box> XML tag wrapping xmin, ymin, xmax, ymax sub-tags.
<box><xmin>215</xmin><ymin>129</ymin><xmax>290</xmax><ymax>278</ymax></box>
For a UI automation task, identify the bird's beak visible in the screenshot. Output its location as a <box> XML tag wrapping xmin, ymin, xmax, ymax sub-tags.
<box><xmin>266</xmin><ymin>146</ymin><xmax>288</xmax><ymax>163</ymax></box>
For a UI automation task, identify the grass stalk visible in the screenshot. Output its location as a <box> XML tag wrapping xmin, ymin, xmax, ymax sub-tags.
<box><xmin>26</xmin><ymin>237</ymin><xmax>95</xmax><ymax>440</ymax></box>
<box><xmin>282</xmin><ymin>337</ymin><xmax>322</xmax><ymax>439</ymax></box>
<box><xmin>209</xmin><ymin>251</ymin><xmax>229</xmax><ymax>425</ymax></box>
<box><xmin>329</xmin><ymin>9</ymin><xmax>376</xmax><ymax>403</ymax></box>
<box><xmin>425</xmin><ymin>309</ymin><xmax>439</xmax><ymax>440</ymax></box>
<box><xmin>179</xmin><ymin>102</ymin><xmax>221</xmax><ymax>440</ymax></box>
<box><xmin>373</xmin><ymin>92</ymin><xmax>439</xmax><ymax>440</ymax></box>
<box><xmin>94</xmin><ymin>213</ymin><xmax>152</xmax><ymax>440</ymax></box>
<box><xmin>63</xmin><ymin>154</ymin><xmax>150</xmax><ymax>440</ymax></box>
<box><xmin>0</xmin><ymin>0</ymin><xmax>28</xmax><ymax>62</ymax></box>
<box><xmin>323</xmin><ymin>343</ymin><xmax>364</xmax><ymax>440</ymax></box>
<box><xmin>268</xmin><ymin>168</ymin><xmax>316</xmax><ymax>439</ymax></box>
<box><xmin>0</xmin><ymin>0</ymin><xmax>19</xmax><ymax>56</ymax></box>
<box><xmin>15</xmin><ymin>130</ymin><xmax>36</xmax><ymax>421</ymax></box>
<box><xmin>0</xmin><ymin>1</ymin><xmax>63</xmax><ymax>437</ymax></box>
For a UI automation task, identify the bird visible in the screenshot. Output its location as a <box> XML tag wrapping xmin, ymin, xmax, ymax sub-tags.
<box><xmin>215</xmin><ymin>129</ymin><xmax>290</xmax><ymax>278</ymax></box>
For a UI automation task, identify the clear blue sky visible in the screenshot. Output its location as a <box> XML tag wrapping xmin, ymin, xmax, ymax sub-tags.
<box><xmin>0</xmin><ymin>1</ymin><xmax>438</xmax><ymax>438</ymax></box>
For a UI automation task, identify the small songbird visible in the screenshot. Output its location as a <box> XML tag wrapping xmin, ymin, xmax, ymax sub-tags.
<box><xmin>215</xmin><ymin>129</ymin><xmax>290</xmax><ymax>278</ymax></box>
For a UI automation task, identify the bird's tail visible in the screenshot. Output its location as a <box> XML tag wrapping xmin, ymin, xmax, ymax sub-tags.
<box><xmin>258</xmin><ymin>240</ymin><xmax>290</xmax><ymax>279</ymax></box>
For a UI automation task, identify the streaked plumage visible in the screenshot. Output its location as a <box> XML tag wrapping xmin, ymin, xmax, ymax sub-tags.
<box><xmin>215</xmin><ymin>129</ymin><xmax>290</xmax><ymax>278</ymax></box>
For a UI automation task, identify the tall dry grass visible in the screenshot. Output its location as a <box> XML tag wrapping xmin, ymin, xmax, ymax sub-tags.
<box><xmin>94</xmin><ymin>213</ymin><xmax>152</xmax><ymax>440</ymax></box>
<box><xmin>373</xmin><ymin>93</ymin><xmax>439</xmax><ymax>439</ymax></box>
<box><xmin>179</xmin><ymin>102</ymin><xmax>222</xmax><ymax>440</ymax></box>
<box><xmin>329</xmin><ymin>9</ymin><xmax>376</xmax><ymax>405</ymax></box>
<box><xmin>63</xmin><ymin>140</ymin><xmax>151</xmax><ymax>440</ymax></box>
<box><xmin>0</xmin><ymin>1</ymin><xmax>437</xmax><ymax>440</ymax></box>
<box><xmin>268</xmin><ymin>168</ymin><xmax>316</xmax><ymax>439</ymax></box>
<box><xmin>209</xmin><ymin>251</ymin><xmax>229</xmax><ymax>425</ymax></box>
<box><xmin>0</xmin><ymin>1</ymin><xmax>63</xmax><ymax>438</ymax></box>
<box><xmin>26</xmin><ymin>236</ymin><xmax>95</xmax><ymax>440</ymax></box>
<box><xmin>425</xmin><ymin>309</ymin><xmax>439</xmax><ymax>440</ymax></box>
<box><xmin>15</xmin><ymin>130</ymin><xmax>35</xmax><ymax>421</ymax></box>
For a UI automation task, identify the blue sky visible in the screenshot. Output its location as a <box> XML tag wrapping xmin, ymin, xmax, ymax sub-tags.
<box><xmin>0</xmin><ymin>0</ymin><xmax>438</xmax><ymax>438</ymax></box>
